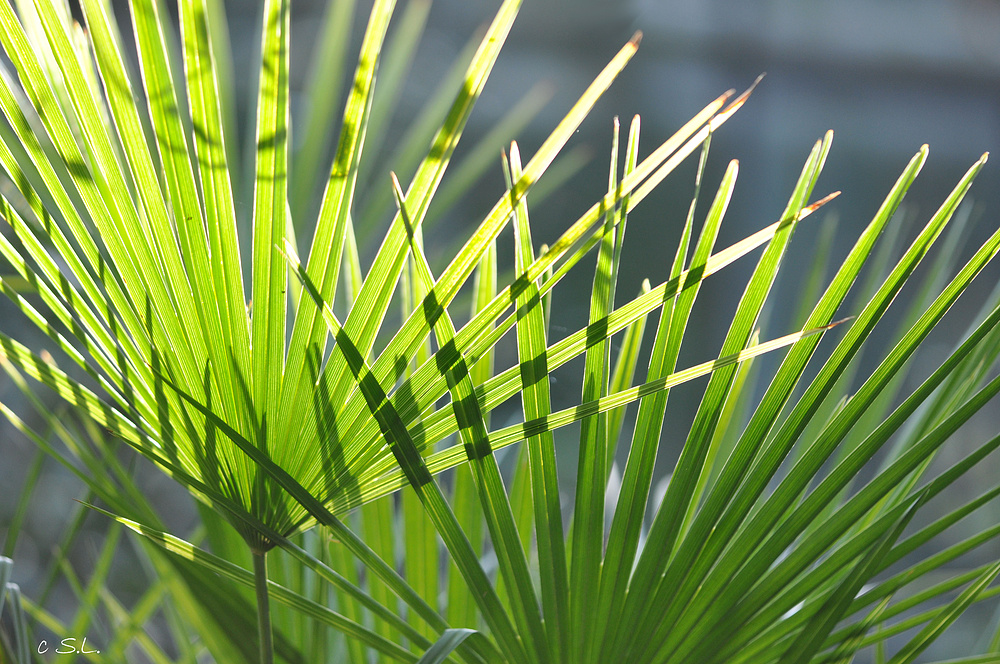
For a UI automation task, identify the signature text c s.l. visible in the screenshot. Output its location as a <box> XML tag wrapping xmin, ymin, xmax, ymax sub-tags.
<box><xmin>37</xmin><ymin>637</ymin><xmax>100</xmax><ymax>655</ymax></box>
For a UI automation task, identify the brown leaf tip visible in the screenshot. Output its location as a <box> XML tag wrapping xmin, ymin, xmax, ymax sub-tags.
<box><xmin>805</xmin><ymin>191</ymin><xmax>841</xmax><ymax>213</ymax></box>
<box><xmin>824</xmin><ymin>316</ymin><xmax>855</xmax><ymax>330</ymax></box>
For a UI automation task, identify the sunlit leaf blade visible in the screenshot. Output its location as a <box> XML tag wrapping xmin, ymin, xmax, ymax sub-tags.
<box><xmin>393</xmin><ymin>173</ymin><xmax>546</xmax><ymax>661</ymax></box>
<box><xmin>632</xmin><ymin>146</ymin><xmax>925</xmax><ymax>655</ymax></box>
<box><xmin>0</xmin><ymin>1</ymin><xmax>157</xmax><ymax>384</ymax></box>
<box><xmin>355</xmin><ymin>0</ymin><xmax>432</xmax><ymax>195</ymax></box>
<box><xmin>448</xmin><ymin>237</ymin><xmax>497</xmax><ymax>630</ymax></box>
<box><xmin>290</xmin><ymin>0</ymin><xmax>355</xmax><ymax>226</ymax></box>
<box><xmin>339</xmin><ymin>187</ymin><xmax>832</xmax><ymax>509</ymax></box>
<box><xmin>346</xmin><ymin>323</ymin><xmax>837</xmax><ymax>509</ymax></box>
<box><xmin>130</xmin><ymin>0</ymin><xmax>246</xmax><ymax>434</ymax></box>
<box><xmin>656</xmin><ymin>153</ymin><xmax>994</xmax><ymax>664</ymax></box>
<box><xmin>1</xmin><ymin>579</ymin><xmax>30</xmax><ymax>664</ymax></box>
<box><xmin>276</xmin><ymin>0</ymin><xmax>395</xmax><ymax>472</ymax></box>
<box><xmin>317</xmin><ymin>0</ymin><xmax>523</xmax><ymax>414</ymax></box>
<box><xmin>20</xmin><ymin>0</ymin><xmax>210</xmax><ymax>407</ymax></box>
<box><xmin>417</xmin><ymin>629</ymin><xmax>490</xmax><ymax>664</ymax></box>
<box><xmin>314</xmin><ymin>85</ymin><xmax>752</xmax><ymax>504</ymax></box>
<box><xmin>247</xmin><ymin>0</ymin><xmax>292</xmax><ymax>542</ymax></box>
<box><xmin>427</xmin><ymin>82</ymin><xmax>553</xmax><ymax>224</ymax></box>
<box><xmin>884</xmin><ymin>562</ymin><xmax>1000</xmax><ymax>664</ymax></box>
<box><xmin>773</xmin><ymin>497</ymin><xmax>918</xmax><ymax>664</ymax></box>
<box><xmin>0</xmin><ymin>0</ymin><xmax>994</xmax><ymax>657</ymax></box>
<box><xmin>179</xmin><ymin>0</ymin><xmax>253</xmax><ymax>410</ymax></box>
<box><xmin>507</xmin><ymin>144</ymin><xmax>569</xmax><ymax>662</ymax></box>
<box><xmin>355</xmin><ymin>23</ymin><xmax>481</xmax><ymax>236</ymax></box>
<box><xmin>600</xmin><ymin>140</ymin><xmax>732</xmax><ymax>659</ymax></box>
<box><xmin>569</xmin><ymin>117</ymin><xmax>623</xmax><ymax>659</ymax></box>
<box><xmin>0</xmin><ymin>197</ymin><xmax>144</xmax><ymax>417</ymax></box>
<box><xmin>145</xmin><ymin>341</ymin><xmax>473</xmax><ymax>659</ymax></box>
<box><xmin>81</xmin><ymin>0</ymin><xmax>235</xmax><ymax>434</ymax></box>
<box><xmin>623</xmin><ymin>132</ymin><xmax>838</xmax><ymax>660</ymax></box>
<box><xmin>307</xmin><ymin>28</ymin><xmax>642</xmax><ymax>497</ymax></box>
<box><xmin>290</xmin><ymin>248</ymin><xmax>529</xmax><ymax>663</ymax></box>
<box><xmin>78</xmin><ymin>0</ymin><xmax>216</xmax><ymax>391</ymax></box>
<box><xmin>633</xmin><ymin>134</ymin><xmax>833</xmax><ymax>658</ymax></box>
<box><xmin>99</xmin><ymin>509</ymin><xmax>420</xmax><ymax>662</ymax></box>
<box><xmin>605</xmin><ymin>278</ymin><xmax>649</xmax><ymax>469</ymax></box>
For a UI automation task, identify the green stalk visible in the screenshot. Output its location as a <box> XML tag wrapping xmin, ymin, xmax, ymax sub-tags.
<box><xmin>252</xmin><ymin>550</ymin><xmax>274</xmax><ymax>664</ymax></box>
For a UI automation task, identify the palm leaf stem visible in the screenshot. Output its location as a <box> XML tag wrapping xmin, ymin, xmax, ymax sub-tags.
<box><xmin>253</xmin><ymin>550</ymin><xmax>274</xmax><ymax>664</ymax></box>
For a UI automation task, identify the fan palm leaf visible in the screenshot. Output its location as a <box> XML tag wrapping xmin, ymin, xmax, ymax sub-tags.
<box><xmin>2</xmin><ymin>1</ymin><xmax>999</xmax><ymax>663</ymax></box>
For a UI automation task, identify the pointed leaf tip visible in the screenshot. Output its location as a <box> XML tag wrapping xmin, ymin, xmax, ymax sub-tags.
<box><xmin>280</xmin><ymin>236</ymin><xmax>301</xmax><ymax>267</ymax></box>
<box><xmin>390</xmin><ymin>171</ymin><xmax>404</xmax><ymax>202</ymax></box>
<box><xmin>730</xmin><ymin>74</ymin><xmax>764</xmax><ymax>107</ymax></box>
<box><xmin>802</xmin><ymin>191</ymin><xmax>841</xmax><ymax>215</ymax></box>
<box><xmin>823</xmin><ymin>316</ymin><xmax>854</xmax><ymax>331</ymax></box>
<box><xmin>509</xmin><ymin>141</ymin><xmax>521</xmax><ymax>164</ymax></box>
<box><xmin>712</xmin><ymin>77</ymin><xmax>765</xmax><ymax>128</ymax></box>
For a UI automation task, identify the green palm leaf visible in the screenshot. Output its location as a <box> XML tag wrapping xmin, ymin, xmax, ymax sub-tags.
<box><xmin>1</xmin><ymin>1</ymin><xmax>998</xmax><ymax>662</ymax></box>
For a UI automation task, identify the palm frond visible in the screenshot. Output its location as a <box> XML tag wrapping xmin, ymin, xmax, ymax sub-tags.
<box><xmin>0</xmin><ymin>1</ymin><xmax>997</xmax><ymax>663</ymax></box>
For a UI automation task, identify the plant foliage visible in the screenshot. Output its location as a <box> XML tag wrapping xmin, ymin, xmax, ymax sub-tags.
<box><xmin>0</xmin><ymin>0</ymin><xmax>998</xmax><ymax>662</ymax></box>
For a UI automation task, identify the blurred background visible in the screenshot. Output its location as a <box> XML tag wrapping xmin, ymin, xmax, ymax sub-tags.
<box><xmin>3</xmin><ymin>0</ymin><xmax>1000</xmax><ymax>660</ymax></box>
